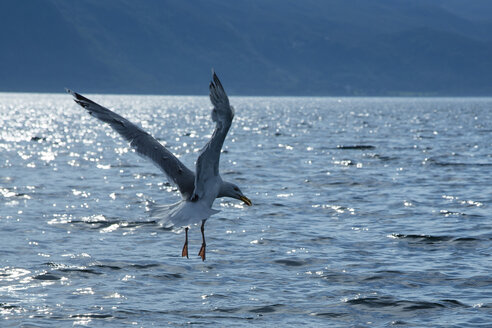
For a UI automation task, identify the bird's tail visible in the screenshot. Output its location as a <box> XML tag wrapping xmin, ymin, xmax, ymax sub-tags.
<box><xmin>148</xmin><ymin>200</ymin><xmax>220</xmax><ymax>228</ymax></box>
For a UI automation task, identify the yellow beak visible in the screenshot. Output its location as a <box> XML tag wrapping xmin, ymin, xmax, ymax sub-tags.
<box><xmin>240</xmin><ymin>195</ymin><xmax>252</xmax><ymax>206</ymax></box>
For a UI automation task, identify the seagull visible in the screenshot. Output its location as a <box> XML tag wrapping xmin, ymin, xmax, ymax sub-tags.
<box><xmin>67</xmin><ymin>72</ymin><xmax>252</xmax><ymax>261</ymax></box>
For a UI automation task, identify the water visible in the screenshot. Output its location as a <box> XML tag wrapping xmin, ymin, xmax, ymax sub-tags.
<box><xmin>0</xmin><ymin>93</ymin><xmax>491</xmax><ymax>327</ymax></box>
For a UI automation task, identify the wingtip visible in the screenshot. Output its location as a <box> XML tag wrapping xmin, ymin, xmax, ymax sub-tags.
<box><xmin>211</xmin><ymin>71</ymin><xmax>223</xmax><ymax>89</ymax></box>
<box><xmin>65</xmin><ymin>89</ymin><xmax>93</xmax><ymax>108</ymax></box>
<box><xmin>65</xmin><ymin>88</ymin><xmax>79</xmax><ymax>99</ymax></box>
<box><xmin>211</xmin><ymin>68</ymin><xmax>220</xmax><ymax>83</ymax></box>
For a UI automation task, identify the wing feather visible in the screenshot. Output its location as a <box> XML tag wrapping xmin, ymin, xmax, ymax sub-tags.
<box><xmin>67</xmin><ymin>89</ymin><xmax>195</xmax><ymax>198</ymax></box>
<box><xmin>192</xmin><ymin>72</ymin><xmax>234</xmax><ymax>200</ymax></box>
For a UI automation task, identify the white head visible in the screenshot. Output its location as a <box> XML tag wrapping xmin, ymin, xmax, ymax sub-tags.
<box><xmin>218</xmin><ymin>181</ymin><xmax>252</xmax><ymax>206</ymax></box>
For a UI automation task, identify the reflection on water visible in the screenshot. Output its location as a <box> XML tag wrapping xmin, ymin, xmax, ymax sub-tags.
<box><xmin>0</xmin><ymin>94</ymin><xmax>491</xmax><ymax>326</ymax></box>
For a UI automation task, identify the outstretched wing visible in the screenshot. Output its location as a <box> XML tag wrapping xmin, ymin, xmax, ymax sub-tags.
<box><xmin>192</xmin><ymin>72</ymin><xmax>234</xmax><ymax>201</ymax></box>
<box><xmin>67</xmin><ymin>89</ymin><xmax>195</xmax><ymax>198</ymax></box>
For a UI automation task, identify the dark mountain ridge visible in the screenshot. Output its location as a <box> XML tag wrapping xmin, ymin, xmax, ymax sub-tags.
<box><xmin>1</xmin><ymin>0</ymin><xmax>491</xmax><ymax>95</ymax></box>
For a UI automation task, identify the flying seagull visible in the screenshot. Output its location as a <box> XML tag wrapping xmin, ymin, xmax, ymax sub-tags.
<box><xmin>67</xmin><ymin>72</ymin><xmax>252</xmax><ymax>261</ymax></box>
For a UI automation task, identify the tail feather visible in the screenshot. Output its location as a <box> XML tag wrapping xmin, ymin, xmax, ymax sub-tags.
<box><xmin>148</xmin><ymin>200</ymin><xmax>220</xmax><ymax>228</ymax></box>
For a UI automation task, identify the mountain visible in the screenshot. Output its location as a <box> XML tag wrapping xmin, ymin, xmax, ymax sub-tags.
<box><xmin>1</xmin><ymin>0</ymin><xmax>491</xmax><ymax>96</ymax></box>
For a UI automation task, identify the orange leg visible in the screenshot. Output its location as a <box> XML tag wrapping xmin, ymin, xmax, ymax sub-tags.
<box><xmin>181</xmin><ymin>227</ymin><xmax>189</xmax><ymax>259</ymax></box>
<box><xmin>198</xmin><ymin>220</ymin><xmax>206</xmax><ymax>261</ymax></box>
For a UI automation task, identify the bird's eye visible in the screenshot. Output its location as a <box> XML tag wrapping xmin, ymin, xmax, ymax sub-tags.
<box><xmin>234</xmin><ymin>187</ymin><xmax>239</xmax><ymax>191</ymax></box>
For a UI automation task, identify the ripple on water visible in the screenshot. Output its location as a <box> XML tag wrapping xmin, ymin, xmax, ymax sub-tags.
<box><xmin>345</xmin><ymin>295</ymin><xmax>469</xmax><ymax>311</ymax></box>
<box><xmin>32</xmin><ymin>273</ymin><xmax>62</xmax><ymax>281</ymax></box>
<box><xmin>212</xmin><ymin>303</ymin><xmax>285</xmax><ymax>314</ymax></box>
<box><xmin>48</xmin><ymin>213</ymin><xmax>159</xmax><ymax>232</ymax></box>
<box><xmin>388</xmin><ymin>233</ymin><xmax>488</xmax><ymax>246</ymax></box>
<box><xmin>336</xmin><ymin>145</ymin><xmax>376</xmax><ymax>150</ymax></box>
<box><xmin>274</xmin><ymin>259</ymin><xmax>309</xmax><ymax>267</ymax></box>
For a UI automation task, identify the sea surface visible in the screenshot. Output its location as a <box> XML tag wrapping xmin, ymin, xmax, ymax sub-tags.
<box><xmin>0</xmin><ymin>94</ymin><xmax>491</xmax><ymax>327</ymax></box>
